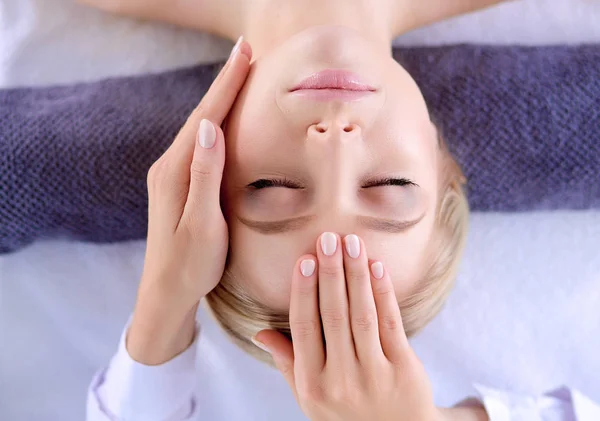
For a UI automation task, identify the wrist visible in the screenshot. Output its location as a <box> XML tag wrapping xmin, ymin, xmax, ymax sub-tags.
<box><xmin>127</xmin><ymin>293</ymin><xmax>199</xmax><ymax>365</ymax></box>
<box><xmin>138</xmin><ymin>268</ymin><xmax>202</xmax><ymax>310</ymax></box>
<box><xmin>438</xmin><ymin>406</ymin><xmax>490</xmax><ymax>421</ymax></box>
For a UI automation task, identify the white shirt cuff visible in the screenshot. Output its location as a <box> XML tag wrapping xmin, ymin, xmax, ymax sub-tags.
<box><xmin>472</xmin><ymin>384</ymin><xmax>600</xmax><ymax>421</ymax></box>
<box><xmin>89</xmin><ymin>322</ymin><xmax>200</xmax><ymax>421</ymax></box>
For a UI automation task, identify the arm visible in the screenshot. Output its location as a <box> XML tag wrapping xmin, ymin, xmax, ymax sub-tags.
<box><xmin>76</xmin><ymin>0</ymin><xmax>244</xmax><ymax>40</ymax></box>
<box><xmin>440</xmin><ymin>406</ymin><xmax>489</xmax><ymax>421</ymax></box>
<box><xmin>85</xmin><ymin>39</ymin><xmax>252</xmax><ymax>421</ymax></box>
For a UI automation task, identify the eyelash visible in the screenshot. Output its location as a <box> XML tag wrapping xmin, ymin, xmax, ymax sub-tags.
<box><xmin>361</xmin><ymin>177</ymin><xmax>417</xmax><ymax>188</ymax></box>
<box><xmin>248</xmin><ymin>177</ymin><xmax>417</xmax><ymax>189</ymax></box>
<box><xmin>248</xmin><ymin>178</ymin><xmax>302</xmax><ymax>189</ymax></box>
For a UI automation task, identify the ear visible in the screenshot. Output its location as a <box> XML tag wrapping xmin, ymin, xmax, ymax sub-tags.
<box><xmin>253</xmin><ymin>330</ymin><xmax>296</xmax><ymax>394</ymax></box>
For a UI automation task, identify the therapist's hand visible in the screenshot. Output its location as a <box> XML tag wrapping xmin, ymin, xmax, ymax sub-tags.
<box><xmin>127</xmin><ymin>38</ymin><xmax>252</xmax><ymax>366</ymax></box>
<box><xmin>255</xmin><ymin>233</ymin><xmax>448</xmax><ymax>421</ymax></box>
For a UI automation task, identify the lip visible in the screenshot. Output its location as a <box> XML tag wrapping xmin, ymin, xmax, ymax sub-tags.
<box><xmin>291</xmin><ymin>89</ymin><xmax>373</xmax><ymax>101</ymax></box>
<box><xmin>290</xmin><ymin>69</ymin><xmax>376</xmax><ymax>95</ymax></box>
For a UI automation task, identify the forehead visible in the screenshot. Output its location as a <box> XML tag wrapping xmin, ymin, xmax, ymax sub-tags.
<box><xmin>226</xmin><ymin>213</ymin><xmax>437</xmax><ymax>313</ymax></box>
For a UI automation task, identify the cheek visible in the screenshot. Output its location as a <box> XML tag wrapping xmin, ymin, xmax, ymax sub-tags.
<box><xmin>225</xmin><ymin>105</ymin><xmax>293</xmax><ymax>181</ymax></box>
<box><xmin>226</xmin><ymin>84</ymin><xmax>281</xmax><ymax>160</ymax></box>
<box><xmin>360</xmin><ymin>188</ymin><xmax>421</xmax><ymax>218</ymax></box>
<box><xmin>246</xmin><ymin>190</ymin><xmax>305</xmax><ymax>218</ymax></box>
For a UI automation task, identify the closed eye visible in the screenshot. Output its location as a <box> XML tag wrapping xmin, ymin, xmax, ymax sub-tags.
<box><xmin>248</xmin><ymin>177</ymin><xmax>417</xmax><ymax>189</ymax></box>
<box><xmin>248</xmin><ymin>178</ymin><xmax>303</xmax><ymax>189</ymax></box>
<box><xmin>362</xmin><ymin>177</ymin><xmax>418</xmax><ymax>188</ymax></box>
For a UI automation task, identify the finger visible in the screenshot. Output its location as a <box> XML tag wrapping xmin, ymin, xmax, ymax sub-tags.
<box><xmin>342</xmin><ymin>235</ymin><xmax>383</xmax><ymax>363</ymax></box>
<box><xmin>369</xmin><ymin>261</ymin><xmax>409</xmax><ymax>364</ymax></box>
<box><xmin>317</xmin><ymin>232</ymin><xmax>354</xmax><ymax>362</ymax></box>
<box><xmin>253</xmin><ymin>330</ymin><xmax>298</xmax><ymax>399</ymax></box>
<box><xmin>181</xmin><ymin>119</ymin><xmax>224</xmax><ymax>218</ymax></box>
<box><xmin>288</xmin><ymin>255</ymin><xmax>325</xmax><ymax>380</ymax></box>
<box><xmin>150</xmin><ymin>38</ymin><xmax>251</xmax><ymax>211</ymax></box>
<box><xmin>167</xmin><ymin>38</ymin><xmax>252</xmax><ymax>164</ymax></box>
<box><xmin>195</xmin><ymin>38</ymin><xmax>253</xmax><ymax>124</ymax></box>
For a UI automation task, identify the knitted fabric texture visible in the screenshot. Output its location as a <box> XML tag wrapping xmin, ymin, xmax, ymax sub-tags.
<box><xmin>1</xmin><ymin>45</ymin><xmax>599</xmax><ymax>254</ymax></box>
<box><xmin>396</xmin><ymin>45</ymin><xmax>600</xmax><ymax>213</ymax></box>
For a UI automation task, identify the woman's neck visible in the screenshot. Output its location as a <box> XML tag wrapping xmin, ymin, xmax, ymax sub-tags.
<box><xmin>240</xmin><ymin>0</ymin><xmax>404</xmax><ymax>59</ymax></box>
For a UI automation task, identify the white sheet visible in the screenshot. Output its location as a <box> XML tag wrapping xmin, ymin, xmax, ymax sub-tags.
<box><xmin>1</xmin><ymin>0</ymin><xmax>599</xmax><ymax>420</ymax></box>
<box><xmin>2</xmin><ymin>0</ymin><xmax>600</xmax><ymax>87</ymax></box>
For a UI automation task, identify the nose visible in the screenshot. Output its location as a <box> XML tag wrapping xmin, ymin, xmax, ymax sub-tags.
<box><xmin>305</xmin><ymin>120</ymin><xmax>362</xmax><ymax>212</ymax></box>
<box><xmin>309</xmin><ymin>120</ymin><xmax>360</xmax><ymax>139</ymax></box>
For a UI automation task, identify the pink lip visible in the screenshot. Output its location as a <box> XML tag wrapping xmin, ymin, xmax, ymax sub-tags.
<box><xmin>290</xmin><ymin>69</ymin><xmax>375</xmax><ymax>93</ymax></box>
<box><xmin>291</xmin><ymin>89</ymin><xmax>373</xmax><ymax>101</ymax></box>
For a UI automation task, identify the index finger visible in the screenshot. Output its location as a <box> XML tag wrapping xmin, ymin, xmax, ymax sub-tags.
<box><xmin>167</xmin><ymin>37</ymin><xmax>252</xmax><ymax>162</ymax></box>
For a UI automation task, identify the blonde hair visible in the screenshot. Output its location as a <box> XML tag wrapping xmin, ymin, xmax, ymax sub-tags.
<box><xmin>205</xmin><ymin>133</ymin><xmax>469</xmax><ymax>365</ymax></box>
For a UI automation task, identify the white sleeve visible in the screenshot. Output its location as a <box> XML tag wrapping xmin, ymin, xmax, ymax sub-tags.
<box><xmin>471</xmin><ymin>384</ymin><xmax>600</xmax><ymax>421</ymax></box>
<box><xmin>86</xmin><ymin>323</ymin><xmax>200</xmax><ymax>421</ymax></box>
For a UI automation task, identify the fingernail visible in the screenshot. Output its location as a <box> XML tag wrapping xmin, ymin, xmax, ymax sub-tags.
<box><xmin>300</xmin><ymin>259</ymin><xmax>316</xmax><ymax>277</ymax></box>
<box><xmin>320</xmin><ymin>232</ymin><xmax>337</xmax><ymax>256</ymax></box>
<box><xmin>371</xmin><ymin>261</ymin><xmax>384</xmax><ymax>279</ymax></box>
<box><xmin>251</xmin><ymin>336</ymin><xmax>271</xmax><ymax>354</ymax></box>
<box><xmin>229</xmin><ymin>35</ymin><xmax>243</xmax><ymax>59</ymax></box>
<box><xmin>344</xmin><ymin>234</ymin><xmax>360</xmax><ymax>258</ymax></box>
<box><xmin>198</xmin><ymin>119</ymin><xmax>216</xmax><ymax>149</ymax></box>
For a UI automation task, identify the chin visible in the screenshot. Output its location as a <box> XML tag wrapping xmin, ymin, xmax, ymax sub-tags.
<box><xmin>293</xmin><ymin>25</ymin><xmax>371</xmax><ymax>66</ymax></box>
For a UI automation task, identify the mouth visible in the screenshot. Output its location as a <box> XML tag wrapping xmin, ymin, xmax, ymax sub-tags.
<box><xmin>289</xmin><ymin>69</ymin><xmax>376</xmax><ymax>101</ymax></box>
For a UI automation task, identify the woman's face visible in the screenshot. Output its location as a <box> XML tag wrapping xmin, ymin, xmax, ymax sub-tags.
<box><xmin>223</xmin><ymin>26</ymin><xmax>439</xmax><ymax>312</ymax></box>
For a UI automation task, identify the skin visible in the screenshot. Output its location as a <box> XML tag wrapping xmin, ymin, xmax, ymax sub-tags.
<box><xmin>218</xmin><ymin>0</ymin><xmax>505</xmax><ymax>311</ymax></box>
<box><xmin>127</xmin><ymin>42</ymin><xmax>254</xmax><ymax>367</ymax></box>
<box><xmin>223</xmin><ymin>23</ymin><xmax>439</xmax><ymax>310</ymax></box>
<box><xmin>256</xmin><ymin>233</ymin><xmax>489</xmax><ymax>421</ymax></box>
<box><xmin>76</xmin><ymin>0</ymin><xmax>506</xmax><ymax>419</ymax></box>
<box><xmin>77</xmin><ymin>0</ymin><xmax>506</xmax><ymax>309</ymax></box>
<box><xmin>127</xmin><ymin>42</ymin><xmax>487</xmax><ymax>421</ymax></box>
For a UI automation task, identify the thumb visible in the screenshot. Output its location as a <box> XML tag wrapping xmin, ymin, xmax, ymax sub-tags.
<box><xmin>253</xmin><ymin>330</ymin><xmax>296</xmax><ymax>395</ymax></box>
<box><xmin>183</xmin><ymin>119</ymin><xmax>225</xmax><ymax>216</ymax></box>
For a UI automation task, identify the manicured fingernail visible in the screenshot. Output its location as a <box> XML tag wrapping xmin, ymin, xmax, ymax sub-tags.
<box><xmin>300</xmin><ymin>259</ymin><xmax>316</xmax><ymax>277</ymax></box>
<box><xmin>344</xmin><ymin>234</ymin><xmax>360</xmax><ymax>258</ymax></box>
<box><xmin>251</xmin><ymin>336</ymin><xmax>271</xmax><ymax>354</ymax></box>
<box><xmin>371</xmin><ymin>262</ymin><xmax>384</xmax><ymax>279</ymax></box>
<box><xmin>320</xmin><ymin>232</ymin><xmax>337</xmax><ymax>256</ymax></box>
<box><xmin>229</xmin><ymin>35</ymin><xmax>243</xmax><ymax>59</ymax></box>
<box><xmin>198</xmin><ymin>119</ymin><xmax>216</xmax><ymax>149</ymax></box>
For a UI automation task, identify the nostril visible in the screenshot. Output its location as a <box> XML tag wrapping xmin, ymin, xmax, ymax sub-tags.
<box><xmin>315</xmin><ymin>126</ymin><xmax>326</xmax><ymax>133</ymax></box>
<box><xmin>343</xmin><ymin>125</ymin><xmax>353</xmax><ymax>133</ymax></box>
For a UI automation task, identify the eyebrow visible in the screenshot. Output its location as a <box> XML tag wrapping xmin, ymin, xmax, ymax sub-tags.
<box><xmin>237</xmin><ymin>213</ymin><xmax>426</xmax><ymax>235</ymax></box>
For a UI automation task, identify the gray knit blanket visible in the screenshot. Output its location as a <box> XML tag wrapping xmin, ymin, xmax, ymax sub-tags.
<box><xmin>1</xmin><ymin>44</ymin><xmax>599</xmax><ymax>253</ymax></box>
